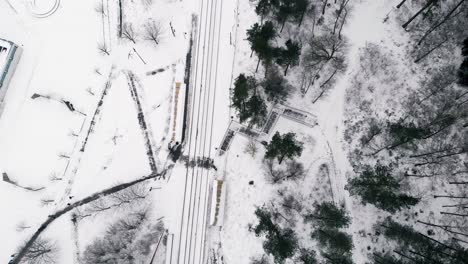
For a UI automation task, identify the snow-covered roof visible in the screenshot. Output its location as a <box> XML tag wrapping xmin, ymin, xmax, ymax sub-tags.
<box><xmin>0</xmin><ymin>38</ymin><xmax>13</xmax><ymax>75</ymax></box>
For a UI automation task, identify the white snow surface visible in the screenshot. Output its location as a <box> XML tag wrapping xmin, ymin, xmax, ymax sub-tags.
<box><xmin>0</xmin><ymin>0</ymin><xmax>427</xmax><ymax>263</ymax></box>
<box><xmin>0</xmin><ymin>0</ymin><xmax>195</xmax><ymax>262</ymax></box>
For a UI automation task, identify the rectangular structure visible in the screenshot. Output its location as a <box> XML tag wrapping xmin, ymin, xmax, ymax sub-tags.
<box><xmin>0</xmin><ymin>38</ymin><xmax>22</xmax><ymax>103</ymax></box>
<box><xmin>209</xmin><ymin>179</ymin><xmax>226</xmax><ymax>227</ymax></box>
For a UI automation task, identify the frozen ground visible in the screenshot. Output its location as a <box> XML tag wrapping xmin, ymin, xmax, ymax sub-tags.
<box><xmin>0</xmin><ymin>0</ymin><xmax>194</xmax><ymax>262</ymax></box>
<box><xmin>217</xmin><ymin>0</ymin><xmax>414</xmax><ymax>263</ymax></box>
<box><xmin>0</xmin><ymin>0</ymin><xmax>445</xmax><ymax>263</ymax></box>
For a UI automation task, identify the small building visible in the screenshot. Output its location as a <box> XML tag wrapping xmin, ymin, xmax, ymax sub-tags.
<box><xmin>0</xmin><ymin>38</ymin><xmax>22</xmax><ymax>103</ymax></box>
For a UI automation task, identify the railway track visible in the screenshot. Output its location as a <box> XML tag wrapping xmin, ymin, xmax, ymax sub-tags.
<box><xmin>171</xmin><ymin>0</ymin><xmax>224</xmax><ymax>263</ymax></box>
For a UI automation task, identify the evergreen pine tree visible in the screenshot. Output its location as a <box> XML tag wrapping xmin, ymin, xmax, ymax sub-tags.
<box><xmin>247</xmin><ymin>22</ymin><xmax>277</xmax><ymax>71</ymax></box>
<box><xmin>346</xmin><ymin>164</ymin><xmax>419</xmax><ymax>213</ymax></box>
<box><xmin>232</xmin><ymin>74</ymin><xmax>257</xmax><ymax>122</ymax></box>
<box><xmin>255</xmin><ymin>0</ymin><xmax>279</xmax><ymax>23</ymax></box>
<box><xmin>306</xmin><ymin>202</ymin><xmax>350</xmax><ymax>229</ymax></box>
<box><xmin>247</xmin><ymin>94</ymin><xmax>268</xmax><ymax>126</ymax></box>
<box><xmin>297</xmin><ymin>248</ymin><xmax>318</xmax><ymax>264</ymax></box>
<box><xmin>263</xmin><ymin>67</ymin><xmax>290</xmax><ymax>103</ymax></box>
<box><xmin>263</xmin><ymin>228</ymin><xmax>298</xmax><ymax>263</ymax></box>
<box><xmin>388</xmin><ymin>121</ymin><xmax>430</xmax><ymax>147</ymax></box>
<box><xmin>265</xmin><ymin>132</ymin><xmax>303</xmax><ymax>164</ymax></box>
<box><xmin>312</xmin><ymin>228</ymin><xmax>354</xmax><ymax>254</ymax></box>
<box><xmin>275</xmin><ymin>39</ymin><xmax>301</xmax><ymax>75</ymax></box>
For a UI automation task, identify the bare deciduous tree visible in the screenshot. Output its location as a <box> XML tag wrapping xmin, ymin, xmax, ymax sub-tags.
<box><xmin>82</xmin><ymin>184</ymin><xmax>148</xmax><ymax>215</ymax></box>
<box><xmin>20</xmin><ymin>238</ymin><xmax>58</xmax><ymax>264</ymax></box>
<box><xmin>265</xmin><ymin>159</ymin><xmax>305</xmax><ymax>183</ymax></box>
<box><xmin>245</xmin><ymin>139</ymin><xmax>258</xmax><ymax>157</ymax></box>
<box><xmin>97</xmin><ymin>42</ymin><xmax>110</xmax><ymax>55</ymax></box>
<box><xmin>122</xmin><ymin>23</ymin><xmax>138</xmax><ymax>43</ymax></box>
<box><xmin>16</xmin><ymin>221</ymin><xmax>31</xmax><ymax>232</ymax></box>
<box><xmin>144</xmin><ymin>21</ymin><xmax>163</xmax><ymax>45</ymax></box>
<box><xmin>94</xmin><ymin>1</ymin><xmax>106</xmax><ymax>16</ymax></box>
<box><xmin>40</xmin><ymin>198</ymin><xmax>54</xmax><ymax>207</ymax></box>
<box><xmin>48</xmin><ymin>173</ymin><xmax>62</xmax><ymax>182</ymax></box>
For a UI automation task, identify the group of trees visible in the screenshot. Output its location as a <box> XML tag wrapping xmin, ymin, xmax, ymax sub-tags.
<box><xmin>232</xmin><ymin>74</ymin><xmax>268</xmax><ymax>125</ymax></box>
<box><xmin>234</xmin><ymin>0</ymin><xmax>353</xmax><ymax>123</ymax></box>
<box><xmin>254</xmin><ymin>0</ymin><xmax>310</xmax><ymax>31</ymax></box>
<box><xmin>14</xmin><ymin>238</ymin><xmax>58</xmax><ymax>264</ymax></box>
<box><xmin>232</xmin><ymin>69</ymin><xmax>292</xmax><ymax>126</ymax></box>
<box><xmin>251</xmin><ymin>201</ymin><xmax>354</xmax><ymax>263</ymax></box>
<box><xmin>231</xmin><ymin>0</ymin><xmax>309</xmax><ymax>124</ymax></box>
<box><xmin>346</xmin><ymin>164</ymin><xmax>419</xmax><ymax>213</ymax></box>
<box><xmin>397</xmin><ymin>0</ymin><xmax>468</xmax><ymax>63</ymax></box>
<box><xmin>246</xmin><ymin>20</ymin><xmax>302</xmax><ymax>75</ymax></box>
<box><xmin>372</xmin><ymin>218</ymin><xmax>468</xmax><ymax>264</ymax></box>
<box><xmin>253</xmin><ymin>207</ymin><xmax>300</xmax><ymax>263</ymax></box>
<box><xmin>342</xmin><ymin>2</ymin><xmax>468</xmax><ymax>263</ymax></box>
<box><xmin>263</xmin><ymin>132</ymin><xmax>304</xmax><ymax>183</ymax></box>
<box><xmin>307</xmin><ymin>202</ymin><xmax>354</xmax><ymax>264</ymax></box>
<box><xmin>95</xmin><ymin>0</ymin><xmax>163</xmax><ymax>56</ymax></box>
<box><xmin>265</xmin><ymin>132</ymin><xmax>303</xmax><ymax>164</ymax></box>
<box><xmin>82</xmin><ymin>210</ymin><xmax>164</xmax><ymax>264</ymax></box>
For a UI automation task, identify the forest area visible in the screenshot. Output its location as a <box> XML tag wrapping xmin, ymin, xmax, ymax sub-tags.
<box><xmin>232</xmin><ymin>0</ymin><xmax>468</xmax><ymax>263</ymax></box>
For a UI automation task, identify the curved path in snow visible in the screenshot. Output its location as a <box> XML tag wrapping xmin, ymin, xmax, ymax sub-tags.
<box><xmin>29</xmin><ymin>0</ymin><xmax>60</xmax><ymax>18</ymax></box>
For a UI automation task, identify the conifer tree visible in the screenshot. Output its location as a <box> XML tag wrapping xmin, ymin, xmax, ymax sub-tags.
<box><xmin>346</xmin><ymin>164</ymin><xmax>419</xmax><ymax>213</ymax></box>
<box><xmin>232</xmin><ymin>74</ymin><xmax>258</xmax><ymax>122</ymax></box>
<box><xmin>275</xmin><ymin>39</ymin><xmax>301</xmax><ymax>76</ymax></box>
<box><xmin>247</xmin><ymin>21</ymin><xmax>277</xmax><ymax>71</ymax></box>
<box><xmin>265</xmin><ymin>132</ymin><xmax>303</xmax><ymax>164</ymax></box>
<box><xmin>306</xmin><ymin>202</ymin><xmax>350</xmax><ymax>229</ymax></box>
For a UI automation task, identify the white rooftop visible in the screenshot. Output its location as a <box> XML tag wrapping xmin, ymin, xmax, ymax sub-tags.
<box><xmin>0</xmin><ymin>39</ymin><xmax>13</xmax><ymax>74</ymax></box>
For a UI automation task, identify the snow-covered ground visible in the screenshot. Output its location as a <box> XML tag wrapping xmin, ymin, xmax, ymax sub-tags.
<box><xmin>0</xmin><ymin>0</ymin><xmax>195</xmax><ymax>262</ymax></box>
<box><xmin>1</xmin><ymin>0</ymin><xmax>456</xmax><ymax>263</ymax></box>
<box><xmin>216</xmin><ymin>0</ymin><xmax>423</xmax><ymax>263</ymax></box>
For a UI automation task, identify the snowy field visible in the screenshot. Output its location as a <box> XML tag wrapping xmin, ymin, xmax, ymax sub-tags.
<box><xmin>0</xmin><ymin>0</ymin><xmax>194</xmax><ymax>262</ymax></box>
<box><xmin>2</xmin><ymin>0</ymin><xmax>467</xmax><ymax>263</ymax></box>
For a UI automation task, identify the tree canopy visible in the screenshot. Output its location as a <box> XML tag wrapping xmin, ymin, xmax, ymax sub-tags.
<box><xmin>263</xmin><ymin>67</ymin><xmax>291</xmax><ymax>103</ymax></box>
<box><xmin>232</xmin><ymin>74</ymin><xmax>258</xmax><ymax>122</ymax></box>
<box><xmin>275</xmin><ymin>39</ymin><xmax>302</xmax><ymax>75</ymax></box>
<box><xmin>346</xmin><ymin>164</ymin><xmax>419</xmax><ymax>213</ymax></box>
<box><xmin>312</xmin><ymin>228</ymin><xmax>354</xmax><ymax>254</ymax></box>
<box><xmin>306</xmin><ymin>202</ymin><xmax>351</xmax><ymax>229</ymax></box>
<box><xmin>265</xmin><ymin>132</ymin><xmax>303</xmax><ymax>164</ymax></box>
<box><xmin>253</xmin><ymin>207</ymin><xmax>299</xmax><ymax>263</ymax></box>
<box><xmin>378</xmin><ymin>218</ymin><xmax>468</xmax><ymax>264</ymax></box>
<box><xmin>247</xmin><ymin>21</ymin><xmax>277</xmax><ymax>70</ymax></box>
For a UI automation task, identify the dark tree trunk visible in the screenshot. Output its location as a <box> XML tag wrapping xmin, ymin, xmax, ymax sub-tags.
<box><xmin>118</xmin><ymin>0</ymin><xmax>123</xmax><ymax>37</ymax></box>
<box><xmin>397</xmin><ymin>0</ymin><xmax>408</xmax><ymax>8</ymax></box>
<box><xmin>338</xmin><ymin>9</ymin><xmax>348</xmax><ymax>39</ymax></box>
<box><xmin>441</xmin><ymin>212</ymin><xmax>468</xmax><ymax>217</ymax></box>
<box><xmin>402</xmin><ymin>0</ymin><xmax>437</xmax><ymax>29</ymax></box>
<box><xmin>298</xmin><ymin>10</ymin><xmax>306</xmax><ymax>28</ymax></box>
<box><xmin>434</xmin><ymin>195</ymin><xmax>468</xmax><ymax>199</ymax></box>
<box><xmin>280</xmin><ymin>19</ymin><xmax>286</xmax><ymax>33</ymax></box>
<box><xmin>322</xmin><ymin>0</ymin><xmax>328</xmax><ymax>15</ymax></box>
<box><xmin>414</xmin><ymin>37</ymin><xmax>449</xmax><ymax>63</ymax></box>
<box><xmin>393</xmin><ymin>250</ymin><xmax>420</xmax><ymax>262</ymax></box>
<box><xmin>417</xmin><ymin>0</ymin><xmax>465</xmax><ymax>45</ymax></box>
